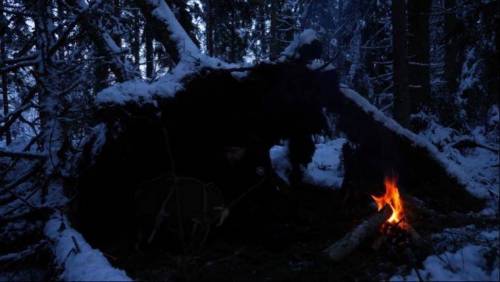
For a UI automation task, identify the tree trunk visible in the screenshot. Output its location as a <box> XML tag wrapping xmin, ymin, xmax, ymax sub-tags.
<box><xmin>347</xmin><ymin>0</ymin><xmax>362</xmax><ymax>87</ymax></box>
<box><xmin>255</xmin><ymin>3</ymin><xmax>267</xmax><ymax>60</ymax></box>
<box><xmin>408</xmin><ymin>0</ymin><xmax>431</xmax><ymax>113</ymax></box>
<box><xmin>145</xmin><ymin>19</ymin><xmax>154</xmax><ymax>79</ymax></box>
<box><xmin>440</xmin><ymin>0</ymin><xmax>461</xmax><ymax>124</ymax></box>
<box><xmin>0</xmin><ymin>2</ymin><xmax>11</xmax><ymax>145</ymax></box>
<box><xmin>494</xmin><ymin>0</ymin><xmax>500</xmax><ymax>108</ymax></box>
<box><xmin>0</xmin><ymin>72</ymin><xmax>9</xmax><ymax>145</ymax></box>
<box><xmin>131</xmin><ymin>13</ymin><xmax>141</xmax><ymax>66</ymax></box>
<box><xmin>229</xmin><ymin>9</ymin><xmax>237</xmax><ymax>62</ymax></box>
<box><xmin>391</xmin><ymin>0</ymin><xmax>410</xmax><ymax>127</ymax></box>
<box><xmin>205</xmin><ymin>0</ymin><xmax>214</xmax><ymax>56</ymax></box>
<box><xmin>444</xmin><ymin>0</ymin><xmax>459</xmax><ymax>96</ymax></box>
<box><xmin>112</xmin><ymin>0</ymin><xmax>122</xmax><ymax>45</ymax></box>
<box><xmin>34</xmin><ymin>0</ymin><xmax>53</xmax><ymax>131</ymax></box>
<box><xmin>93</xmin><ymin>63</ymin><xmax>109</xmax><ymax>94</ymax></box>
<box><xmin>269</xmin><ymin>0</ymin><xmax>280</xmax><ymax>60</ymax></box>
<box><xmin>33</xmin><ymin>0</ymin><xmax>71</xmax><ymax>175</ymax></box>
<box><xmin>337</xmin><ymin>0</ymin><xmax>343</xmax><ymax>20</ymax></box>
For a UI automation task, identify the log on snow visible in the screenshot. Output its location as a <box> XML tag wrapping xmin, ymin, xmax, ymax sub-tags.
<box><xmin>324</xmin><ymin>206</ymin><xmax>391</xmax><ymax>261</ymax></box>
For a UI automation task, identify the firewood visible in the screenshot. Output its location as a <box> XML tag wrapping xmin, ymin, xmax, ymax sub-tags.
<box><xmin>325</xmin><ymin>206</ymin><xmax>391</xmax><ymax>261</ymax></box>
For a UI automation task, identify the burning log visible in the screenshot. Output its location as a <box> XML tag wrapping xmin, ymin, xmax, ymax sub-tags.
<box><xmin>372</xmin><ymin>177</ymin><xmax>426</xmax><ymax>248</ymax></box>
<box><xmin>326</xmin><ymin>175</ymin><xmax>426</xmax><ymax>261</ymax></box>
<box><xmin>325</xmin><ymin>206</ymin><xmax>391</xmax><ymax>261</ymax></box>
<box><xmin>371</xmin><ymin>176</ymin><xmax>404</xmax><ymax>224</ymax></box>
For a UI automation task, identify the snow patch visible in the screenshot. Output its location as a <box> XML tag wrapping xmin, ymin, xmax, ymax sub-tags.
<box><xmin>96</xmin><ymin>77</ymin><xmax>178</xmax><ymax>105</ymax></box>
<box><xmin>280</xmin><ymin>29</ymin><xmax>319</xmax><ymax>61</ymax></box>
<box><xmin>303</xmin><ymin>138</ymin><xmax>346</xmax><ymax>188</ymax></box>
<box><xmin>45</xmin><ymin>214</ymin><xmax>132</xmax><ymax>281</ymax></box>
<box><xmin>307</xmin><ymin>59</ymin><xmax>335</xmax><ymax>71</ymax></box>
<box><xmin>270</xmin><ymin>138</ymin><xmax>346</xmax><ymax>188</ymax></box>
<box><xmin>90</xmin><ymin>123</ymin><xmax>107</xmax><ymax>157</ymax></box>
<box><xmin>231</xmin><ymin>71</ymin><xmax>249</xmax><ymax>80</ymax></box>
<box><xmin>487</xmin><ymin>105</ymin><xmax>499</xmax><ymax>127</ymax></box>
<box><xmin>269</xmin><ymin>144</ymin><xmax>291</xmax><ymax>184</ymax></box>
<box><xmin>391</xmin><ymin>229</ymin><xmax>499</xmax><ymax>282</ymax></box>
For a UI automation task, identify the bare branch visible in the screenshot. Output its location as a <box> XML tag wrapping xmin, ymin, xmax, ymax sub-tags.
<box><xmin>0</xmin><ymin>149</ymin><xmax>46</xmax><ymax>160</ymax></box>
<box><xmin>66</xmin><ymin>0</ymin><xmax>136</xmax><ymax>82</ymax></box>
<box><xmin>0</xmin><ymin>241</ymin><xmax>47</xmax><ymax>265</ymax></box>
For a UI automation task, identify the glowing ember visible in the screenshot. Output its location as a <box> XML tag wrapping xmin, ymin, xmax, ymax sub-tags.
<box><xmin>371</xmin><ymin>176</ymin><xmax>405</xmax><ymax>224</ymax></box>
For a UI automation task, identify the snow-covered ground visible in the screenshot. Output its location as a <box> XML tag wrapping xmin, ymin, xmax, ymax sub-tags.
<box><xmin>413</xmin><ymin>112</ymin><xmax>499</xmax><ymax>212</ymax></box>
<box><xmin>390</xmin><ymin>112</ymin><xmax>499</xmax><ymax>281</ymax></box>
<box><xmin>269</xmin><ymin>137</ymin><xmax>346</xmax><ymax>189</ymax></box>
<box><xmin>391</xmin><ymin>227</ymin><xmax>499</xmax><ymax>281</ymax></box>
<box><xmin>303</xmin><ymin>138</ymin><xmax>347</xmax><ymax>188</ymax></box>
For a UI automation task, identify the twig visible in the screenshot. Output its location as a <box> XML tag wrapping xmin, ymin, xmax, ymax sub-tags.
<box><xmin>147</xmin><ymin>185</ymin><xmax>175</xmax><ymax>244</ymax></box>
<box><xmin>71</xmin><ymin>236</ymin><xmax>81</xmax><ymax>253</ymax></box>
<box><xmin>0</xmin><ymin>162</ymin><xmax>42</xmax><ymax>195</ymax></box>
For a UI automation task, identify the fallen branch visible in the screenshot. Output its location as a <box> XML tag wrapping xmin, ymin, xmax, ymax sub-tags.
<box><xmin>0</xmin><ymin>58</ymin><xmax>39</xmax><ymax>74</ymax></box>
<box><xmin>405</xmin><ymin>195</ymin><xmax>496</xmax><ymax>225</ymax></box>
<box><xmin>451</xmin><ymin>137</ymin><xmax>499</xmax><ymax>153</ymax></box>
<box><xmin>325</xmin><ymin>206</ymin><xmax>391</xmax><ymax>261</ymax></box>
<box><xmin>0</xmin><ymin>206</ymin><xmax>52</xmax><ymax>226</ymax></box>
<box><xmin>134</xmin><ymin>0</ymin><xmax>203</xmax><ymax>64</ymax></box>
<box><xmin>0</xmin><ymin>162</ymin><xmax>42</xmax><ymax>195</ymax></box>
<box><xmin>0</xmin><ymin>149</ymin><xmax>46</xmax><ymax>159</ymax></box>
<box><xmin>0</xmin><ymin>240</ymin><xmax>47</xmax><ymax>265</ymax></box>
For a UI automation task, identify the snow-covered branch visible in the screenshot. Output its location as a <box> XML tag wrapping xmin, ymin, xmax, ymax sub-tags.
<box><xmin>69</xmin><ymin>0</ymin><xmax>136</xmax><ymax>82</ymax></box>
<box><xmin>45</xmin><ymin>214</ymin><xmax>132</xmax><ymax>281</ymax></box>
<box><xmin>134</xmin><ymin>0</ymin><xmax>202</xmax><ymax>64</ymax></box>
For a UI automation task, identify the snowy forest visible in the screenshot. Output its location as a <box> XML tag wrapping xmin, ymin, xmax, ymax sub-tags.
<box><xmin>0</xmin><ymin>0</ymin><xmax>498</xmax><ymax>281</ymax></box>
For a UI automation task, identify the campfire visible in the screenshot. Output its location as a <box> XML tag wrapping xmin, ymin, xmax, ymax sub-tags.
<box><xmin>325</xmin><ymin>174</ymin><xmax>425</xmax><ymax>262</ymax></box>
<box><xmin>371</xmin><ymin>176</ymin><xmax>407</xmax><ymax>228</ymax></box>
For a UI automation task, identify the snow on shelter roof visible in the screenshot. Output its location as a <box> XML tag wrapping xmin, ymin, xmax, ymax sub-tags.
<box><xmin>96</xmin><ymin>29</ymin><xmax>319</xmax><ymax>107</ymax></box>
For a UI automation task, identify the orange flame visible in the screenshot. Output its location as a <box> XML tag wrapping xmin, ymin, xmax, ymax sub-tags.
<box><xmin>371</xmin><ymin>176</ymin><xmax>405</xmax><ymax>224</ymax></box>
